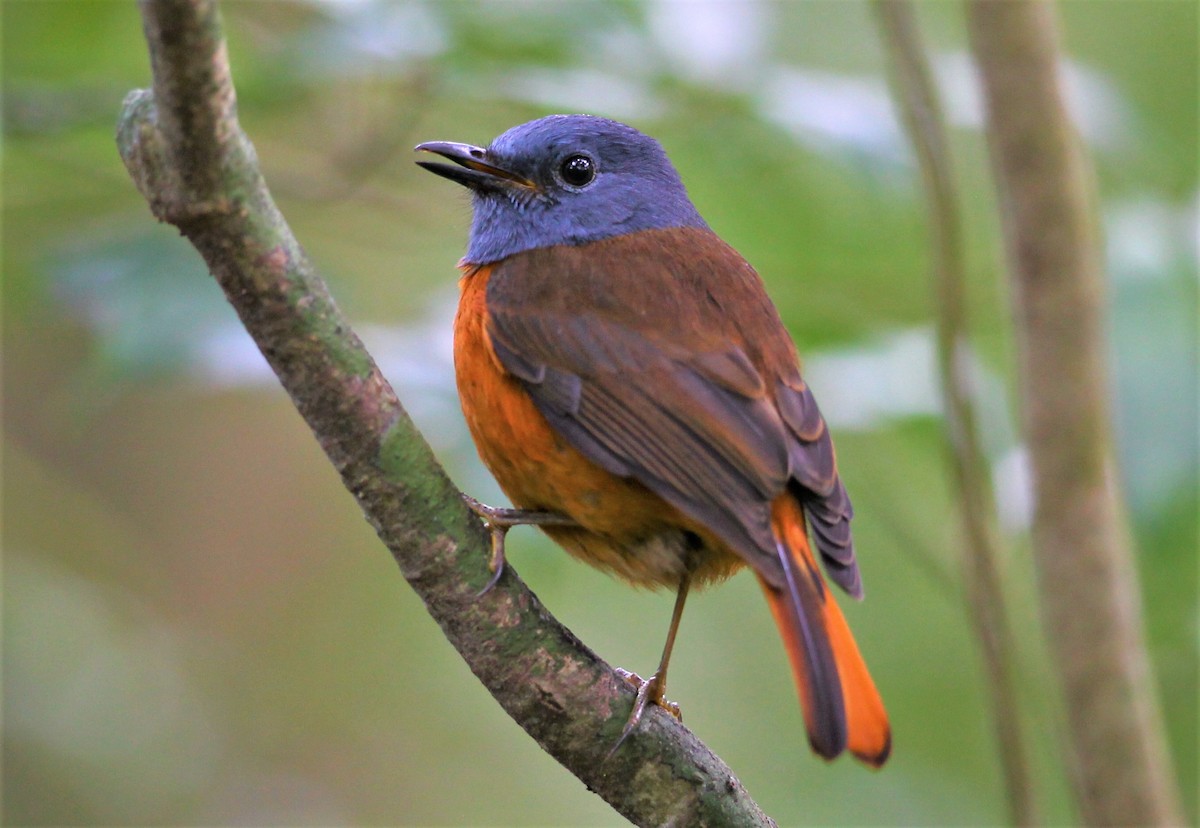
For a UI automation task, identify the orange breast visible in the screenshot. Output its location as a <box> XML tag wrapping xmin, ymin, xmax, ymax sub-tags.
<box><xmin>452</xmin><ymin>264</ymin><xmax>740</xmax><ymax>588</ymax></box>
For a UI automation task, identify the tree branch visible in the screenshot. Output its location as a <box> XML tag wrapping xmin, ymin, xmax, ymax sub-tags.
<box><xmin>117</xmin><ymin>1</ymin><xmax>773</xmax><ymax>824</ymax></box>
<box><xmin>967</xmin><ymin>2</ymin><xmax>1183</xmax><ymax>824</ymax></box>
<box><xmin>872</xmin><ymin>2</ymin><xmax>1039</xmax><ymax>823</ymax></box>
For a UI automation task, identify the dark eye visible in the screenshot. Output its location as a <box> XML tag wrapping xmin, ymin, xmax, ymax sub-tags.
<box><xmin>559</xmin><ymin>154</ymin><xmax>596</xmax><ymax>187</ymax></box>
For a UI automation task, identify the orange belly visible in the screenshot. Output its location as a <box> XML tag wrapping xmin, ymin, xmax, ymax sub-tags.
<box><xmin>453</xmin><ymin>264</ymin><xmax>741</xmax><ymax>588</ymax></box>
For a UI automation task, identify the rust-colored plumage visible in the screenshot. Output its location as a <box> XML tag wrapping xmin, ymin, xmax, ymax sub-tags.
<box><xmin>453</xmin><ymin>226</ymin><xmax>890</xmax><ymax>765</ymax></box>
<box><xmin>765</xmin><ymin>496</ymin><xmax>890</xmax><ymax>765</ymax></box>
<box><xmin>420</xmin><ymin>114</ymin><xmax>888</xmax><ymax>764</ymax></box>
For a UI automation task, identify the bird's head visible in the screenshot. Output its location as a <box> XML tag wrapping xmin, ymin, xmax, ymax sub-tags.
<box><xmin>416</xmin><ymin>114</ymin><xmax>707</xmax><ymax>265</ymax></box>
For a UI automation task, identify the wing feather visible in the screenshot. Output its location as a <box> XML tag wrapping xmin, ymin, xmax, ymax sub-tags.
<box><xmin>484</xmin><ymin>228</ymin><xmax>860</xmax><ymax>593</ymax></box>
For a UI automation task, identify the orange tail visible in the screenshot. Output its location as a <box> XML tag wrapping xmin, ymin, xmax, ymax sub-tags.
<box><xmin>758</xmin><ymin>496</ymin><xmax>891</xmax><ymax>767</ymax></box>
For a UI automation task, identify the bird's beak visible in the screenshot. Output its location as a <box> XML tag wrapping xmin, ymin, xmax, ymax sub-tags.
<box><xmin>414</xmin><ymin>141</ymin><xmax>535</xmax><ymax>192</ymax></box>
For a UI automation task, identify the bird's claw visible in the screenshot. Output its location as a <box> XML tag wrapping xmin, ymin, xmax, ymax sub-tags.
<box><xmin>609</xmin><ymin>667</ymin><xmax>682</xmax><ymax>757</ymax></box>
<box><xmin>462</xmin><ymin>495</ymin><xmax>513</xmax><ymax>596</ymax></box>
<box><xmin>479</xmin><ymin>529</ymin><xmax>509</xmax><ymax>596</ymax></box>
<box><xmin>461</xmin><ymin>494</ymin><xmax>574</xmax><ymax>596</ymax></box>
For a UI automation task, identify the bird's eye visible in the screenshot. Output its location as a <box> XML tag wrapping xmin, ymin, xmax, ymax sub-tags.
<box><xmin>559</xmin><ymin>154</ymin><xmax>596</xmax><ymax>187</ymax></box>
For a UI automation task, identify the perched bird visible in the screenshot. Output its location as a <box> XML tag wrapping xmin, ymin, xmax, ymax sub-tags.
<box><xmin>416</xmin><ymin>115</ymin><xmax>890</xmax><ymax>766</ymax></box>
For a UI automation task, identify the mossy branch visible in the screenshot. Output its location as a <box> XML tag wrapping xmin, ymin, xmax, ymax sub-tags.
<box><xmin>117</xmin><ymin>1</ymin><xmax>773</xmax><ymax>824</ymax></box>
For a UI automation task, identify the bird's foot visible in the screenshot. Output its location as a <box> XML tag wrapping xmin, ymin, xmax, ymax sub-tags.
<box><xmin>609</xmin><ymin>668</ymin><xmax>682</xmax><ymax>756</ymax></box>
<box><xmin>461</xmin><ymin>494</ymin><xmax>575</xmax><ymax>595</ymax></box>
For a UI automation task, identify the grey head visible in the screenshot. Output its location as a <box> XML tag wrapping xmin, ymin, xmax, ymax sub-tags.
<box><xmin>415</xmin><ymin>114</ymin><xmax>708</xmax><ymax>265</ymax></box>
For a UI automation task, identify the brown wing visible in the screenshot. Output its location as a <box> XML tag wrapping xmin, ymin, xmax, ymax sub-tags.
<box><xmin>485</xmin><ymin>226</ymin><xmax>859</xmax><ymax>594</ymax></box>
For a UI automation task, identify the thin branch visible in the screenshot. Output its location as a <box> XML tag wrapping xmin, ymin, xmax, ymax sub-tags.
<box><xmin>872</xmin><ymin>2</ymin><xmax>1039</xmax><ymax>823</ymax></box>
<box><xmin>967</xmin><ymin>1</ymin><xmax>1183</xmax><ymax>824</ymax></box>
<box><xmin>117</xmin><ymin>1</ymin><xmax>773</xmax><ymax>824</ymax></box>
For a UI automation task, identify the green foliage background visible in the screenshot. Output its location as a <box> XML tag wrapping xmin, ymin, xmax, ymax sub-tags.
<box><xmin>4</xmin><ymin>1</ymin><xmax>1195</xmax><ymax>825</ymax></box>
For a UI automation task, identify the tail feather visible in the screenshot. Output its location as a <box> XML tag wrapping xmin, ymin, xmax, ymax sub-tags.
<box><xmin>759</xmin><ymin>496</ymin><xmax>891</xmax><ymax>767</ymax></box>
<box><xmin>759</xmin><ymin>559</ymin><xmax>847</xmax><ymax>760</ymax></box>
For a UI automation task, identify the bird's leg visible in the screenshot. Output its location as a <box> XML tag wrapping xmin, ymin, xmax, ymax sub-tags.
<box><xmin>611</xmin><ymin>571</ymin><xmax>692</xmax><ymax>755</ymax></box>
<box><xmin>461</xmin><ymin>494</ymin><xmax>576</xmax><ymax>595</ymax></box>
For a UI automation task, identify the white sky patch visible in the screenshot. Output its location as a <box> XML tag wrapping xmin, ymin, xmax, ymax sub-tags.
<box><xmin>757</xmin><ymin>68</ymin><xmax>908</xmax><ymax>164</ymax></box>
<box><xmin>1191</xmin><ymin>191</ymin><xmax>1200</xmax><ymax>266</ymax></box>
<box><xmin>934</xmin><ymin>51</ymin><xmax>1130</xmax><ymax>152</ymax></box>
<box><xmin>305</xmin><ymin>0</ymin><xmax>447</xmax><ymax>71</ymax></box>
<box><xmin>314</xmin><ymin>0</ymin><xmax>375</xmax><ymax>12</ymax></box>
<box><xmin>504</xmin><ymin>68</ymin><xmax>665</xmax><ymax>121</ymax></box>
<box><xmin>802</xmin><ymin>327</ymin><xmax>942</xmax><ymax>430</ymax></box>
<box><xmin>189</xmin><ymin>322</ymin><xmax>275</xmax><ymax>387</ymax></box>
<box><xmin>590</xmin><ymin>22</ymin><xmax>666</xmax><ymax>80</ymax></box>
<box><xmin>805</xmin><ymin>326</ymin><xmax>1028</xmax><ymax>532</ymax></box>
<box><xmin>647</xmin><ymin>0</ymin><xmax>771</xmax><ymax>91</ymax></box>
<box><xmin>1106</xmin><ymin>197</ymin><xmax>1198</xmax><ymax>283</ymax></box>
<box><xmin>993</xmin><ymin>446</ymin><xmax>1033</xmax><ymax>533</ymax></box>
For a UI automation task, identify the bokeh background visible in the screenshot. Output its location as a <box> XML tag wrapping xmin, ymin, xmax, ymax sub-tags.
<box><xmin>4</xmin><ymin>1</ymin><xmax>1195</xmax><ymax>825</ymax></box>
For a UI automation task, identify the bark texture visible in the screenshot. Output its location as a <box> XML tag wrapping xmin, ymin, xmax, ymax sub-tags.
<box><xmin>967</xmin><ymin>2</ymin><xmax>1183</xmax><ymax>824</ymax></box>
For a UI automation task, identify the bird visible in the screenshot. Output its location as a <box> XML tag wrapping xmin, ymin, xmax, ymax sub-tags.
<box><xmin>415</xmin><ymin>114</ymin><xmax>890</xmax><ymax>766</ymax></box>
